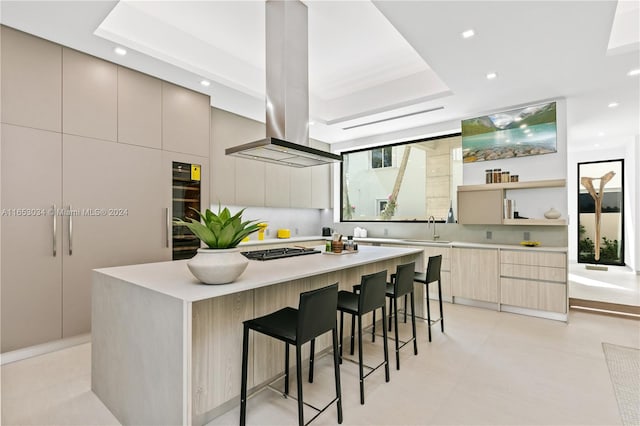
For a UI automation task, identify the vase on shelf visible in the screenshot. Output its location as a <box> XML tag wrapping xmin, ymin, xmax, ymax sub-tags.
<box><xmin>544</xmin><ymin>207</ymin><xmax>561</xmax><ymax>219</ymax></box>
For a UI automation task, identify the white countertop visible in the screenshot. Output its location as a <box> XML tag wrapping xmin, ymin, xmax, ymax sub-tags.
<box><xmin>94</xmin><ymin>245</ymin><xmax>423</xmax><ymax>303</ymax></box>
<box><xmin>353</xmin><ymin>237</ymin><xmax>567</xmax><ymax>252</ymax></box>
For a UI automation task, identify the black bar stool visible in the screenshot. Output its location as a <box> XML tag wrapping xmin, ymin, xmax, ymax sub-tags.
<box><xmin>240</xmin><ymin>283</ymin><xmax>343</xmax><ymax>426</ymax></box>
<box><xmin>385</xmin><ymin>262</ymin><xmax>418</xmax><ymax>370</ymax></box>
<box><xmin>413</xmin><ymin>255</ymin><xmax>444</xmax><ymax>342</ymax></box>
<box><xmin>334</xmin><ymin>270</ymin><xmax>390</xmax><ymax>405</ymax></box>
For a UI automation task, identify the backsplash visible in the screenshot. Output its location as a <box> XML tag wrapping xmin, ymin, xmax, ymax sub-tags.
<box><xmin>217</xmin><ymin>205</ymin><xmax>333</xmax><ymax>238</ymax></box>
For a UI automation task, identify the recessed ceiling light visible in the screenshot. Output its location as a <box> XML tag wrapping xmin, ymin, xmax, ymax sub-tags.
<box><xmin>598</xmin><ymin>132</ymin><xmax>605</xmax><ymax>136</ymax></box>
<box><xmin>114</xmin><ymin>47</ymin><xmax>127</xmax><ymax>56</ymax></box>
<box><xmin>608</xmin><ymin>102</ymin><xmax>619</xmax><ymax>108</ymax></box>
<box><xmin>200</xmin><ymin>80</ymin><xmax>211</xmax><ymax>87</ymax></box>
<box><xmin>486</xmin><ymin>72</ymin><xmax>497</xmax><ymax>80</ymax></box>
<box><xmin>627</xmin><ymin>68</ymin><xmax>640</xmax><ymax>76</ymax></box>
<box><xmin>462</xmin><ymin>29</ymin><xmax>475</xmax><ymax>39</ymax></box>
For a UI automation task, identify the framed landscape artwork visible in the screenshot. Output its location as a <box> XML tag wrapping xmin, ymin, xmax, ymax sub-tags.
<box><xmin>461</xmin><ymin>101</ymin><xmax>557</xmax><ymax>162</ymax></box>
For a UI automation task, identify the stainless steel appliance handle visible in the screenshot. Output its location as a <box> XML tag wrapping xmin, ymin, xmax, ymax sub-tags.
<box><xmin>68</xmin><ymin>205</ymin><xmax>73</xmax><ymax>256</ymax></box>
<box><xmin>52</xmin><ymin>203</ymin><xmax>57</xmax><ymax>257</ymax></box>
<box><xmin>166</xmin><ymin>207</ymin><xmax>170</xmax><ymax>248</ymax></box>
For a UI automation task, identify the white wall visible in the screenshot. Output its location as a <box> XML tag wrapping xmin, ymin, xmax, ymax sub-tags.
<box><xmin>567</xmin><ymin>138</ymin><xmax>638</xmax><ymax>271</ymax></box>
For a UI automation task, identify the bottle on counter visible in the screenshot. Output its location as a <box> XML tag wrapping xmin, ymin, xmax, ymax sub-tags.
<box><xmin>346</xmin><ymin>236</ymin><xmax>355</xmax><ymax>251</ymax></box>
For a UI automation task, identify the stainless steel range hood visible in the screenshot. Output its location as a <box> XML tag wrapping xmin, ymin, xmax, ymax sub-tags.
<box><xmin>225</xmin><ymin>0</ymin><xmax>341</xmax><ymax>168</ymax></box>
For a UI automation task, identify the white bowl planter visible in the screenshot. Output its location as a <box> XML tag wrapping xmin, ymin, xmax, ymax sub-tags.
<box><xmin>187</xmin><ymin>248</ymin><xmax>249</xmax><ymax>285</ymax></box>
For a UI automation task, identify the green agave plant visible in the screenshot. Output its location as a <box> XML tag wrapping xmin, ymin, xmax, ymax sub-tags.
<box><xmin>173</xmin><ymin>206</ymin><xmax>262</xmax><ymax>249</ymax></box>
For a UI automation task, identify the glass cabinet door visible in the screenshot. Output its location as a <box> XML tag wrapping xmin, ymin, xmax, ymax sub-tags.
<box><xmin>172</xmin><ymin>161</ymin><xmax>201</xmax><ymax>260</ymax></box>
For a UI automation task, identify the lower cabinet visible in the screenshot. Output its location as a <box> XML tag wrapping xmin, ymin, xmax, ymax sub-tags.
<box><xmin>451</xmin><ymin>247</ymin><xmax>499</xmax><ymax>303</ymax></box>
<box><xmin>500</xmin><ymin>250</ymin><xmax>567</xmax><ymax>313</ymax></box>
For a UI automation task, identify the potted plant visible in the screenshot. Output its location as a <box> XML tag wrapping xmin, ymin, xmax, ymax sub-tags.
<box><xmin>173</xmin><ymin>206</ymin><xmax>262</xmax><ymax>284</ymax></box>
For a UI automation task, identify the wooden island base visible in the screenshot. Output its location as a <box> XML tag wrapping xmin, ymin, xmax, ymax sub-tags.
<box><xmin>92</xmin><ymin>245</ymin><xmax>422</xmax><ymax>425</ymax></box>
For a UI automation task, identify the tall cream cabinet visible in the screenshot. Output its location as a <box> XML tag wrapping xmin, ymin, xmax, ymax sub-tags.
<box><xmin>1</xmin><ymin>26</ymin><xmax>210</xmax><ymax>352</ymax></box>
<box><xmin>1</xmin><ymin>125</ymin><xmax>63</xmax><ymax>351</ymax></box>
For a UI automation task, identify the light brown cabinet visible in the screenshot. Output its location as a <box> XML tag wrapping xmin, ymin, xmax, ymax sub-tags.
<box><xmin>117</xmin><ymin>67</ymin><xmax>162</xmax><ymax>149</ymax></box>
<box><xmin>1</xmin><ymin>26</ymin><xmax>61</xmax><ymax>132</ymax></box>
<box><xmin>63</xmin><ymin>48</ymin><xmax>118</xmax><ymax>142</ymax></box>
<box><xmin>451</xmin><ymin>247</ymin><xmax>499</xmax><ymax>303</ymax></box>
<box><xmin>162</xmin><ymin>82</ymin><xmax>210</xmax><ymax>157</ymax></box>
<box><xmin>500</xmin><ymin>250</ymin><xmax>566</xmax><ymax>313</ymax></box>
<box><xmin>457</xmin><ymin>179</ymin><xmax>566</xmax><ymax>225</ymax></box>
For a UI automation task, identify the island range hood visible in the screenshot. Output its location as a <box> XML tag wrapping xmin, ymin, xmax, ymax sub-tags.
<box><xmin>225</xmin><ymin>0</ymin><xmax>342</xmax><ymax>167</ymax></box>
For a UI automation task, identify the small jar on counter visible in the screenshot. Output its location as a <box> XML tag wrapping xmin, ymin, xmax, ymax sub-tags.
<box><xmin>485</xmin><ymin>169</ymin><xmax>493</xmax><ymax>184</ymax></box>
<box><xmin>493</xmin><ymin>169</ymin><xmax>501</xmax><ymax>183</ymax></box>
<box><xmin>501</xmin><ymin>170</ymin><xmax>510</xmax><ymax>183</ymax></box>
<box><xmin>510</xmin><ymin>175</ymin><xmax>519</xmax><ymax>182</ymax></box>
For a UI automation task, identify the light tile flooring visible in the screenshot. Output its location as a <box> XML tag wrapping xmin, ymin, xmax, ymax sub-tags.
<box><xmin>569</xmin><ymin>262</ymin><xmax>640</xmax><ymax>307</ymax></box>
<box><xmin>2</xmin><ymin>303</ymin><xmax>639</xmax><ymax>426</ymax></box>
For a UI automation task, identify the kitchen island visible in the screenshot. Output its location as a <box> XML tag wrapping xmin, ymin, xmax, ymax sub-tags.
<box><xmin>91</xmin><ymin>245</ymin><xmax>422</xmax><ymax>426</ymax></box>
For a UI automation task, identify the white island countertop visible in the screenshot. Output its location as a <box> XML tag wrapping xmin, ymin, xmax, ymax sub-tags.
<box><xmin>94</xmin><ymin>245</ymin><xmax>422</xmax><ymax>303</ymax></box>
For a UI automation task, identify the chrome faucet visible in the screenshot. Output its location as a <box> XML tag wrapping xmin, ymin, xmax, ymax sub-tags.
<box><xmin>428</xmin><ymin>216</ymin><xmax>440</xmax><ymax>240</ymax></box>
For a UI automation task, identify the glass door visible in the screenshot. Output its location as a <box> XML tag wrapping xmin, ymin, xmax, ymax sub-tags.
<box><xmin>172</xmin><ymin>161</ymin><xmax>201</xmax><ymax>260</ymax></box>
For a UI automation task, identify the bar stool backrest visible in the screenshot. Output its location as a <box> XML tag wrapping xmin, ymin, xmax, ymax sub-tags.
<box><xmin>394</xmin><ymin>262</ymin><xmax>416</xmax><ymax>297</ymax></box>
<box><xmin>358</xmin><ymin>270</ymin><xmax>388</xmax><ymax>313</ymax></box>
<box><xmin>297</xmin><ymin>282</ymin><xmax>339</xmax><ymax>344</ymax></box>
<box><xmin>426</xmin><ymin>255</ymin><xmax>442</xmax><ymax>284</ymax></box>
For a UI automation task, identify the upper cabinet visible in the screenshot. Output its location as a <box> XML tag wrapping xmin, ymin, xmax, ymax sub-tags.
<box><xmin>310</xmin><ymin>139</ymin><xmax>332</xmax><ymax>209</ymax></box>
<box><xmin>63</xmin><ymin>48</ymin><xmax>117</xmax><ymax>142</ymax></box>
<box><xmin>162</xmin><ymin>82</ymin><xmax>210</xmax><ymax>157</ymax></box>
<box><xmin>117</xmin><ymin>67</ymin><xmax>162</xmax><ymax>149</ymax></box>
<box><xmin>1</xmin><ymin>26</ymin><xmax>62</xmax><ymax>132</ymax></box>
<box><xmin>457</xmin><ymin>179</ymin><xmax>567</xmax><ymax>225</ymax></box>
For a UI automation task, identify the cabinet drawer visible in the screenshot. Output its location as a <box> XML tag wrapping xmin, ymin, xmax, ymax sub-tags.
<box><xmin>538</xmin><ymin>266</ymin><xmax>566</xmax><ymax>283</ymax></box>
<box><xmin>501</xmin><ymin>250</ymin><xmax>566</xmax><ymax>267</ymax></box>
<box><xmin>501</xmin><ymin>264</ymin><xmax>538</xmax><ymax>279</ymax></box>
<box><xmin>538</xmin><ymin>282</ymin><xmax>566</xmax><ymax>313</ymax></box>
<box><xmin>500</xmin><ymin>278</ymin><xmax>538</xmax><ymax>309</ymax></box>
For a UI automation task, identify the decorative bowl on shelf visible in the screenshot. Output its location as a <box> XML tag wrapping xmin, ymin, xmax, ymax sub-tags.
<box><xmin>520</xmin><ymin>241</ymin><xmax>540</xmax><ymax>247</ymax></box>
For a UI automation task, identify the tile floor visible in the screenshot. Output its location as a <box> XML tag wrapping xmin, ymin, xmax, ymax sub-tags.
<box><xmin>568</xmin><ymin>262</ymin><xmax>640</xmax><ymax>307</ymax></box>
<box><xmin>2</xmin><ymin>302</ymin><xmax>639</xmax><ymax>426</ymax></box>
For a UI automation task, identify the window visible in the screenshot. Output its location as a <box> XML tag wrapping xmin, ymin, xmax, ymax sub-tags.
<box><xmin>371</xmin><ymin>147</ymin><xmax>393</xmax><ymax>168</ymax></box>
<box><xmin>341</xmin><ymin>134</ymin><xmax>462</xmax><ymax>222</ymax></box>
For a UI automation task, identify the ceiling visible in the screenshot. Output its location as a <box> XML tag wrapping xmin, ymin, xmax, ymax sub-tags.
<box><xmin>1</xmin><ymin>1</ymin><xmax>638</xmax><ymax>152</ymax></box>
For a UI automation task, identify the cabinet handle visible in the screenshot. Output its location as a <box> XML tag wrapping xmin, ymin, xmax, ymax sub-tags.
<box><xmin>166</xmin><ymin>207</ymin><xmax>171</xmax><ymax>248</ymax></box>
<box><xmin>52</xmin><ymin>203</ymin><xmax>57</xmax><ymax>257</ymax></box>
<box><xmin>68</xmin><ymin>205</ymin><xmax>73</xmax><ymax>256</ymax></box>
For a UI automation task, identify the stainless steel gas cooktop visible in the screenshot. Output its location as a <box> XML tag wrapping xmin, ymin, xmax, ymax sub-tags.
<box><xmin>241</xmin><ymin>247</ymin><xmax>320</xmax><ymax>261</ymax></box>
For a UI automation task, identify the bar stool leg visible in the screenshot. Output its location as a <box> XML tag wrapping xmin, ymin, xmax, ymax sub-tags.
<box><xmin>339</xmin><ymin>311</ymin><xmax>344</xmax><ymax>363</ymax></box>
<box><xmin>438</xmin><ymin>278</ymin><xmax>444</xmax><ymax>332</ymax></box>
<box><xmin>350</xmin><ymin>313</ymin><xmax>355</xmax><ymax>356</ymax></box>
<box><xmin>381</xmin><ymin>306</ymin><xmax>390</xmax><ymax>382</ymax></box>
<box><xmin>410</xmin><ymin>292</ymin><xmax>418</xmax><ymax>355</ymax></box>
<box><xmin>309</xmin><ymin>338</ymin><xmax>315</xmax><ymax>383</ymax></box>
<box><xmin>331</xmin><ymin>328</ymin><xmax>343</xmax><ymax>424</ymax></box>
<box><xmin>426</xmin><ymin>285</ymin><xmax>433</xmax><ymax>342</ymax></box>
<box><xmin>372</xmin><ymin>310</ymin><xmax>376</xmax><ymax>342</ymax></box>
<box><xmin>296</xmin><ymin>345</ymin><xmax>304</xmax><ymax>426</ymax></box>
<box><xmin>388</xmin><ymin>297</ymin><xmax>393</xmax><ymax>332</ymax></box>
<box><xmin>403</xmin><ymin>294</ymin><xmax>408</xmax><ymax>323</ymax></box>
<box><xmin>285</xmin><ymin>342</ymin><xmax>290</xmax><ymax>395</ymax></box>
<box><xmin>357</xmin><ymin>314</ymin><xmax>365</xmax><ymax>404</ymax></box>
<box><xmin>394</xmin><ymin>296</ymin><xmax>400</xmax><ymax>370</ymax></box>
<box><xmin>240</xmin><ymin>325</ymin><xmax>249</xmax><ymax>426</ymax></box>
